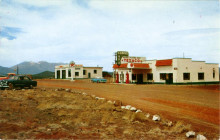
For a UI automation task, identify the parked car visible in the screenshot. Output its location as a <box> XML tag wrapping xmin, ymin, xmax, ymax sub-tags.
<box><xmin>0</xmin><ymin>75</ymin><xmax>37</xmax><ymax>90</ymax></box>
<box><xmin>91</xmin><ymin>77</ymin><xmax>107</xmax><ymax>83</ymax></box>
<box><xmin>0</xmin><ymin>73</ymin><xmax>16</xmax><ymax>81</ymax></box>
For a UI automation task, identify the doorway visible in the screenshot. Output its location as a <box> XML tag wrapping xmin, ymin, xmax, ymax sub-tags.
<box><xmin>88</xmin><ymin>72</ymin><xmax>91</xmax><ymax>78</ymax></box>
<box><xmin>137</xmin><ymin>74</ymin><xmax>143</xmax><ymax>84</ymax></box>
<box><xmin>62</xmin><ymin>70</ymin><xmax>66</xmax><ymax>79</ymax></box>
<box><xmin>166</xmin><ymin>73</ymin><xmax>173</xmax><ymax>84</ymax></box>
<box><xmin>120</xmin><ymin>72</ymin><xmax>124</xmax><ymax>83</ymax></box>
<box><xmin>57</xmin><ymin>70</ymin><xmax>60</xmax><ymax>79</ymax></box>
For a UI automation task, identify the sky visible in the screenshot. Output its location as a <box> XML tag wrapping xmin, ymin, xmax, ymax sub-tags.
<box><xmin>0</xmin><ymin>0</ymin><xmax>219</xmax><ymax>71</ymax></box>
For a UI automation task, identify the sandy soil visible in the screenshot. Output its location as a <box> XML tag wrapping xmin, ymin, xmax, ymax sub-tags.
<box><xmin>0</xmin><ymin>79</ymin><xmax>219</xmax><ymax>139</ymax></box>
<box><xmin>0</xmin><ymin>88</ymin><xmax>193</xmax><ymax>139</ymax></box>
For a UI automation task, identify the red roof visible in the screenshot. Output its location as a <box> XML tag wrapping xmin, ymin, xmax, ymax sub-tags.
<box><xmin>133</xmin><ymin>63</ymin><xmax>149</xmax><ymax>68</ymax></box>
<box><xmin>113</xmin><ymin>64</ymin><xmax>127</xmax><ymax>68</ymax></box>
<box><xmin>113</xmin><ymin>63</ymin><xmax>150</xmax><ymax>69</ymax></box>
<box><xmin>155</xmin><ymin>59</ymin><xmax>172</xmax><ymax>66</ymax></box>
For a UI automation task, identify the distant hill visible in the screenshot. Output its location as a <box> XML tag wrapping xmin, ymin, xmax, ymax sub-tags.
<box><xmin>0</xmin><ymin>66</ymin><xmax>15</xmax><ymax>76</ymax></box>
<box><xmin>32</xmin><ymin>71</ymin><xmax>55</xmax><ymax>79</ymax></box>
<box><xmin>10</xmin><ymin>61</ymin><xmax>67</xmax><ymax>75</ymax></box>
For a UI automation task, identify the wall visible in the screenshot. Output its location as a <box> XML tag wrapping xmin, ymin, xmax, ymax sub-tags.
<box><xmin>174</xmin><ymin>58</ymin><xmax>219</xmax><ymax>83</ymax></box>
<box><xmin>147</xmin><ymin>60</ymin><xmax>174</xmax><ymax>83</ymax></box>
<box><xmin>83</xmin><ymin>67</ymin><xmax>103</xmax><ymax>78</ymax></box>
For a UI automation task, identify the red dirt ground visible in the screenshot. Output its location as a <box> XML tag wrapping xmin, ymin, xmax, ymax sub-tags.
<box><xmin>37</xmin><ymin>79</ymin><xmax>220</xmax><ymax>135</ymax></box>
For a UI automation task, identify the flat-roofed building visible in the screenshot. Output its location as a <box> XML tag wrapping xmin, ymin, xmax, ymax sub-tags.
<box><xmin>55</xmin><ymin>61</ymin><xmax>103</xmax><ymax>79</ymax></box>
<box><xmin>113</xmin><ymin>51</ymin><xmax>219</xmax><ymax>84</ymax></box>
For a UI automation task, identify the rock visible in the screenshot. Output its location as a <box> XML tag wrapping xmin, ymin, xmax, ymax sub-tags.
<box><xmin>130</xmin><ymin>107</ymin><xmax>137</xmax><ymax>111</ymax></box>
<box><xmin>186</xmin><ymin>131</ymin><xmax>195</xmax><ymax>138</ymax></box>
<box><xmin>82</xmin><ymin>92</ymin><xmax>87</xmax><ymax>95</ymax></box>
<box><xmin>91</xmin><ymin>95</ymin><xmax>96</xmax><ymax>98</ymax></box>
<box><xmin>41</xmin><ymin>88</ymin><xmax>46</xmax><ymax>91</ymax></box>
<box><xmin>145</xmin><ymin>113</ymin><xmax>150</xmax><ymax>118</ymax></box>
<box><xmin>152</xmin><ymin>115</ymin><xmax>160</xmax><ymax>121</ymax></box>
<box><xmin>22</xmin><ymin>89</ymin><xmax>25</xmax><ymax>91</ymax></box>
<box><xmin>96</xmin><ymin>97</ymin><xmax>105</xmax><ymax>100</ymax></box>
<box><xmin>57</xmin><ymin>88</ymin><xmax>64</xmax><ymax>91</ymax></box>
<box><xmin>121</xmin><ymin>106</ymin><xmax>126</xmax><ymax>109</ymax></box>
<box><xmin>196</xmin><ymin>134</ymin><xmax>207</xmax><ymax>140</ymax></box>
<box><xmin>125</xmin><ymin>105</ymin><xmax>131</xmax><ymax>110</ymax></box>
<box><xmin>134</xmin><ymin>112</ymin><xmax>148</xmax><ymax>122</ymax></box>
<box><xmin>167</xmin><ymin>121</ymin><xmax>173</xmax><ymax>127</ymax></box>
<box><xmin>107</xmin><ymin>100</ymin><xmax>113</xmax><ymax>104</ymax></box>
<box><xmin>135</xmin><ymin>109</ymin><xmax>142</xmax><ymax>113</ymax></box>
<box><xmin>65</xmin><ymin>89</ymin><xmax>71</xmax><ymax>92</ymax></box>
<box><xmin>114</xmin><ymin>100</ymin><xmax>122</xmax><ymax>107</ymax></box>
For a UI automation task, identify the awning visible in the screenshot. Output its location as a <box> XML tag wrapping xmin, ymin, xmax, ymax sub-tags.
<box><xmin>155</xmin><ymin>59</ymin><xmax>172</xmax><ymax>66</ymax></box>
<box><xmin>113</xmin><ymin>63</ymin><xmax>150</xmax><ymax>69</ymax></box>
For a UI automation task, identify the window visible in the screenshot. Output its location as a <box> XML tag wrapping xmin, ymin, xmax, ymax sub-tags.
<box><xmin>198</xmin><ymin>73</ymin><xmax>204</xmax><ymax>80</ymax></box>
<box><xmin>147</xmin><ymin>73</ymin><xmax>153</xmax><ymax>80</ymax></box>
<box><xmin>183</xmin><ymin>73</ymin><xmax>190</xmax><ymax>80</ymax></box>
<box><xmin>160</xmin><ymin>73</ymin><xmax>166</xmax><ymax>80</ymax></box>
<box><xmin>83</xmin><ymin>70</ymin><xmax>86</xmax><ymax>75</ymax></box>
<box><xmin>24</xmin><ymin>76</ymin><xmax>30</xmax><ymax>80</ymax></box>
<box><xmin>132</xmin><ymin>74</ymin><xmax>136</xmax><ymax>80</ymax></box>
<box><xmin>75</xmin><ymin>68</ymin><xmax>80</xmax><ymax>70</ymax></box>
<box><xmin>75</xmin><ymin>72</ymin><xmax>79</xmax><ymax>76</ymax></box>
<box><xmin>213</xmin><ymin>70</ymin><xmax>215</xmax><ymax>78</ymax></box>
<box><xmin>68</xmin><ymin>69</ymin><xmax>71</xmax><ymax>77</ymax></box>
<box><xmin>94</xmin><ymin>70</ymin><xmax>97</xmax><ymax>74</ymax></box>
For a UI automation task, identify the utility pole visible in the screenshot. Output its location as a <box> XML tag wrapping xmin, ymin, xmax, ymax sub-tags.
<box><xmin>17</xmin><ymin>65</ymin><xmax>19</xmax><ymax>75</ymax></box>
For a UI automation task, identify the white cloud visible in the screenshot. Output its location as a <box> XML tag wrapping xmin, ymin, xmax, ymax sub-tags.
<box><xmin>14</xmin><ymin>0</ymin><xmax>72</xmax><ymax>7</ymax></box>
<box><xmin>0</xmin><ymin>0</ymin><xmax>219</xmax><ymax>70</ymax></box>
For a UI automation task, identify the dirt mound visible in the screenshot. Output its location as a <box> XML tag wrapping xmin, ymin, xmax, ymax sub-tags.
<box><xmin>0</xmin><ymin>88</ymin><xmax>218</xmax><ymax>139</ymax></box>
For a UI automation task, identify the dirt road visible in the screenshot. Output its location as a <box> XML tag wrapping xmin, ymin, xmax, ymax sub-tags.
<box><xmin>37</xmin><ymin>79</ymin><xmax>220</xmax><ymax>135</ymax></box>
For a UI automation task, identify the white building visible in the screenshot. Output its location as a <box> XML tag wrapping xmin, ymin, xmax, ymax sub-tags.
<box><xmin>113</xmin><ymin>52</ymin><xmax>219</xmax><ymax>84</ymax></box>
<box><xmin>55</xmin><ymin>62</ymin><xmax>103</xmax><ymax>79</ymax></box>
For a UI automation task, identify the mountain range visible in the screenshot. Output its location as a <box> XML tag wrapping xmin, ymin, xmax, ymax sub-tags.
<box><xmin>0</xmin><ymin>61</ymin><xmax>67</xmax><ymax>75</ymax></box>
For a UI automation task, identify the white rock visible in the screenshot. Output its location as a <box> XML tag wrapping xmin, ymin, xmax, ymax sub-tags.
<box><xmin>135</xmin><ymin>109</ymin><xmax>142</xmax><ymax>113</ymax></box>
<box><xmin>125</xmin><ymin>105</ymin><xmax>131</xmax><ymax>110</ymax></box>
<box><xmin>152</xmin><ymin>115</ymin><xmax>160</xmax><ymax>121</ymax></box>
<box><xmin>82</xmin><ymin>92</ymin><xmax>87</xmax><ymax>95</ymax></box>
<box><xmin>196</xmin><ymin>134</ymin><xmax>207</xmax><ymax>140</ymax></box>
<box><xmin>41</xmin><ymin>88</ymin><xmax>46</xmax><ymax>91</ymax></box>
<box><xmin>65</xmin><ymin>89</ymin><xmax>71</xmax><ymax>92</ymax></box>
<box><xmin>107</xmin><ymin>100</ymin><xmax>113</xmax><ymax>104</ymax></box>
<box><xmin>145</xmin><ymin>113</ymin><xmax>150</xmax><ymax>118</ymax></box>
<box><xmin>130</xmin><ymin>107</ymin><xmax>137</xmax><ymax>111</ymax></box>
<box><xmin>121</xmin><ymin>106</ymin><xmax>126</xmax><ymax>109</ymax></box>
<box><xmin>167</xmin><ymin>121</ymin><xmax>173</xmax><ymax>127</ymax></box>
<box><xmin>186</xmin><ymin>131</ymin><xmax>195</xmax><ymax>138</ymax></box>
<box><xmin>96</xmin><ymin>97</ymin><xmax>105</xmax><ymax>100</ymax></box>
<box><xmin>91</xmin><ymin>95</ymin><xmax>96</xmax><ymax>98</ymax></box>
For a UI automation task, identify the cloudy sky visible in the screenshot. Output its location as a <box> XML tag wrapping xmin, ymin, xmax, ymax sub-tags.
<box><xmin>0</xmin><ymin>0</ymin><xmax>219</xmax><ymax>71</ymax></box>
